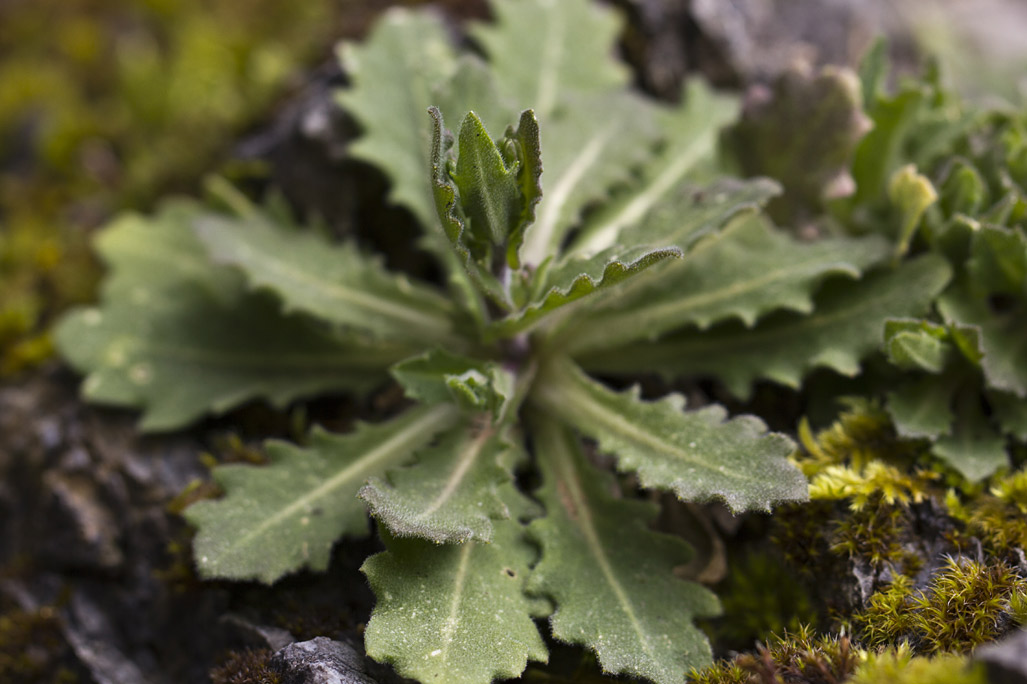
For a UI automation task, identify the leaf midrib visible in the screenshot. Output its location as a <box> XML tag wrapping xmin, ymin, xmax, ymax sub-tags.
<box><xmin>549</xmin><ymin>424</ymin><xmax>655</xmax><ymax>659</ymax></box>
<box><xmin>535</xmin><ymin>362</ymin><xmax>750</xmax><ymax>485</ymax></box>
<box><xmin>217</xmin><ymin>404</ymin><xmax>458</xmax><ymax>567</ymax></box>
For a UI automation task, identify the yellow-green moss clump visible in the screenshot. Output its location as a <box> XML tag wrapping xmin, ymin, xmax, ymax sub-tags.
<box><xmin>856</xmin><ymin>557</ymin><xmax>1027</xmax><ymax>653</ymax></box>
<box><xmin>693</xmin><ymin>401</ymin><xmax>1027</xmax><ymax>683</ymax></box>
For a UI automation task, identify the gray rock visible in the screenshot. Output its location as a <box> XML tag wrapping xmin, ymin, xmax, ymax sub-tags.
<box><xmin>976</xmin><ymin>629</ymin><xmax>1027</xmax><ymax>684</ymax></box>
<box><xmin>271</xmin><ymin>637</ymin><xmax>380</xmax><ymax>684</ymax></box>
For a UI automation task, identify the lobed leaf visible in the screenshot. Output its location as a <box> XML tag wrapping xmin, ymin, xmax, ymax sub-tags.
<box><xmin>490</xmin><ymin>245</ymin><xmax>682</xmax><ymax>339</ymax></box>
<box><xmin>526</xmin><ymin>413</ymin><xmax>719</xmax><ymax>683</ymax></box>
<box><xmin>363</xmin><ymin>521</ymin><xmax>547</xmax><ymax>684</ymax></box>
<box><xmin>186</xmin><ymin>403</ymin><xmax>460</xmax><ymax>583</ymax></box>
<box><xmin>933</xmin><ymin>395</ymin><xmax>1008</xmax><ymax>480</ymax></box>
<box><xmin>470</xmin><ymin>0</ymin><xmax>629</xmax><ymax>121</ymax></box>
<box><xmin>568</xmin><ymin>213</ymin><xmax>891</xmax><ymax>353</ymax></box>
<box><xmin>360</xmin><ymin>421</ymin><xmax>517</xmax><ymax>543</ymax></box>
<box><xmin>335</xmin><ymin>10</ymin><xmax>458</xmax><ymax>229</ymax></box>
<box><xmin>55</xmin><ymin>203</ymin><xmax>404</xmax><ymax>432</ymax></box>
<box><xmin>886</xmin><ymin>375</ymin><xmax>956</xmax><ymax>439</ymax></box>
<box><xmin>938</xmin><ymin>281</ymin><xmax>1027</xmax><ymax>398</ymax></box>
<box><xmin>518</xmin><ymin>92</ymin><xmax>661</xmax><ymax>266</ymax></box>
<box><xmin>531</xmin><ymin>359</ymin><xmax>806</xmax><ymax>513</ymax></box>
<box><xmin>195</xmin><ymin>213</ymin><xmax>459</xmax><ymax>345</ymax></box>
<box><xmin>579</xmin><ymin>254</ymin><xmax>953</xmax><ymax>400</ymax></box>
<box><xmin>569</xmin><ymin>81</ymin><xmax>739</xmax><ymax>256</ymax></box>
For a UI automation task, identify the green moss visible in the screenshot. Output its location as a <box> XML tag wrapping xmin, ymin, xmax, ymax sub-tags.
<box><xmin>856</xmin><ymin>557</ymin><xmax>1026</xmax><ymax>653</ymax></box>
<box><xmin>830</xmin><ymin>496</ymin><xmax>923</xmax><ymax>574</ymax></box>
<box><xmin>849</xmin><ymin>646</ymin><xmax>984</xmax><ymax>684</ymax></box>
<box><xmin>689</xmin><ymin>626</ymin><xmax>861</xmax><ymax>684</ymax></box>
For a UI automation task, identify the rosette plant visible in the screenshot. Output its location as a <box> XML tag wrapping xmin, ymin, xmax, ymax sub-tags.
<box><xmin>55</xmin><ymin>1</ymin><xmax>955</xmax><ymax>682</ymax></box>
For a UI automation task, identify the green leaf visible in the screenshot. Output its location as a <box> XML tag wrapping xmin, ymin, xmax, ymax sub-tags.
<box><xmin>519</xmin><ymin>92</ymin><xmax>661</xmax><ymax>266</ymax></box>
<box><xmin>938</xmin><ymin>158</ymin><xmax>989</xmax><ymax>217</ymax></box>
<box><xmin>570</xmin><ymin>81</ymin><xmax>739</xmax><ymax>256</ymax></box>
<box><xmin>470</xmin><ymin>0</ymin><xmax>629</xmax><ymax>120</ymax></box>
<box><xmin>195</xmin><ymin>213</ymin><xmax>459</xmax><ymax>345</ymax></box>
<box><xmin>490</xmin><ymin>245</ymin><xmax>682</xmax><ymax>339</ymax></box>
<box><xmin>430</xmin><ymin>106</ymin><xmax>512</xmax><ymax>310</ymax></box>
<box><xmin>888</xmin><ymin>164</ymin><xmax>938</xmax><ymax>259</ymax></box>
<box><xmin>360</xmin><ymin>422</ymin><xmax>517</xmax><ymax>543</ymax></box>
<box><xmin>505</xmin><ymin>108</ymin><xmax>543</xmax><ymax>268</ymax></box>
<box><xmin>568</xmin><ymin>213</ymin><xmax>891</xmax><ymax>353</ymax></box>
<box><xmin>886</xmin><ymin>375</ymin><xmax>956</xmax><ymax>439</ymax></box>
<box><xmin>933</xmin><ymin>394</ymin><xmax>1008</xmax><ymax>480</ymax></box>
<box><xmin>938</xmin><ymin>281</ymin><xmax>1027</xmax><ymax>398</ymax></box>
<box><xmin>526</xmin><ymin>413</ymin><xmax>719</xmax><ymax>682</ymax></box>
<box><xmin>335</xmin><ymin>10</ymin><xmax>458</xmax><ymax>229</ymax></box>
<box><xmin>722</xmin><ymin>64</ymin><xmax>871</xmax><ymax>223</ymax></box>
<box><xmin>615</xmin><ymin>177</ymin><xmax>782</xmax><ymax>251</ymax></box>
<box><xmin>531</xmin><ymin>359</ymin><xmax>806</xmax><ymax>513</ymax></box>
<box><xmin>390</xmin><ymin>349</ymin><xmax>513</xmax><ymax>419</ymax></box>
<box><xmin>579</xmin><ymin>254</ymin><xmax>953</xmax><ymax>399</ymax></box>
<box><xmin>185</xmin><ymin>403</ymin><xmax>460</xmax><ymax>583</ymax></box>
<box><xmin>883</xmin><ymin>319</ymin><xmax>953</xmax><ymax>373</ymax></box>
<box><xmin>990</xmin><ymin>391</ymin><xmax>1027</xmax><ymax>441</ymax></box>
<box><xmin>847</xmin><ymin>87</ymin><xmax>926</xmax><ymax>208</ymax></box>
<box><xmin>55</xmin><ymin>203</ymin><xmax>404</xmax><ymax>432</ymax></box>
<box><xmin>967</xmin><ymin>224</ymin><xmax>1027</xmax><ymax>296</ymax></box>
<box><xmin>452</xmin><ymin>111</ymin><xmax>523</xmax><ymax>249</ymax></box>
<box><xmin>363</xmin><ymin>521</ymin><xmax>547</xmax><ymax>684</ymax></box>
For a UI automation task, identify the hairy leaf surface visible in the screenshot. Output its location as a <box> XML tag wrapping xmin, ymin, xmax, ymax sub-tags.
<box><xmin>195</xmin><ymin>214</ymin><xmax>458</xmax><ymax>344</ymax></box>
<box><xmin>527</xmin><ymin>414</ymin><xmax>719</xmax><ymax>682</ymax></box>
<box><xmin>569</xmin><ymin>213</ymin><xmax>890</xmax><ymax>353</ymax></box>
<box><xmin>55</xmin><ymin>204</ymin><xmax>403</xmax><ymax>431</ymax></box>
<box><xmin>519</xmin><ymin>92</ymin><xmax>660</xmax><ymax>266</ymax></box>
<box><xmin>490</xmin><ymin>246</ymin><xmax>682</xmax><ymax>338</ymax></box>
<box><xmin>336</xmin><ymin>11</ymin><xmax>458</xmax><ymax>229</ymax></box>
<box><xmin>531</xmin><ymin>360</ymin><xmax>806</xmax><ymax>513</ymax></box>
<box><xmin>470</xmin><ymin>0</ymin><xmax>628</xmax><ymax>120</ymax></box>
<box><xmin>363</xmin><ymin>521</ymin><xmax>547</xmax><ymax>684</ymax></box>
<box><xmin>360</xmin><ymin>421</ymin><xmax>517</xmax><ymax>543</ymax></box>
<box><xmin>570</xmin><ymin>82</ymin><xmax>739</xmax><ymax>256</ymax></box>
<box><xmin>186</xmin><ymin>403</ymin><xmax>460</xmax><ymax>583</ymax></box>
<box><xmin>580</xmin><ymin>255</ymin><xmax>953</xmax><ymax>399</ymax></box>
